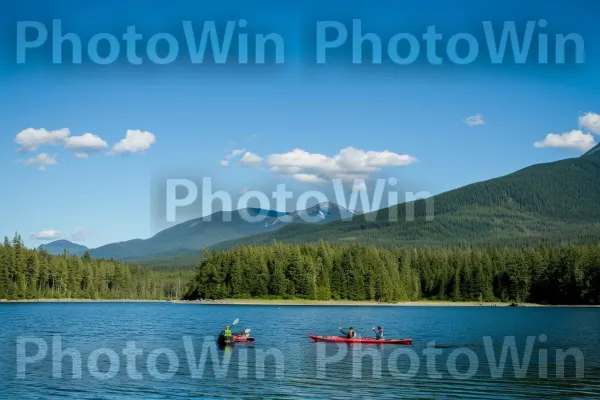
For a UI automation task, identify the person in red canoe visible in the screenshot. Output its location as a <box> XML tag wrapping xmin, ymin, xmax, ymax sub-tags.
<box><xmin>373</xmin><ymin>326</ymin><xmax>384</xmax><ymax>340</ymax></box>
<box><xmin>237</xmin><ymin>328</ymin><xmax>251</xmax><ymax>338</ymax></box>
<box><xmin>339</xmin><ymin>327</ymin><xmax>356</xmax><ymax>338</ymax></box>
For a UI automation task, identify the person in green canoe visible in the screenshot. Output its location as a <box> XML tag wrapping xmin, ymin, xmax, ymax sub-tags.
<box><xmin>339</xmin><ymin>327</ymin><xmax>356</xmax><ymax>338</ymax></box>
<box><xmin>222</xmin><ymin>325</ymin><xmax>232</xmax><ymax>338</ymax></box>
<box><xmin>218</xmin><ymin>325</ymin><xmax>234</xmax><ymax>346</ymax></box>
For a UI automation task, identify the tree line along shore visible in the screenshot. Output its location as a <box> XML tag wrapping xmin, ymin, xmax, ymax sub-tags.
<box><xmin>2</xmin><ymin>234</ymin><xmax>600</xmax><ymax>305</ymax></box>
<box><xmin>0</xmin><ymin>235</ymin><xmax>193</xmax><ymax>301</ymax></box>
<box><xmin>185</xmin><ymin>241</ymin><xmax>600</xmax><ymax>305</ymax></box>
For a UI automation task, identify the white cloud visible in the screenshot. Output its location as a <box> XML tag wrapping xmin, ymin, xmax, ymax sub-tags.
<box><xmin>579</xmin><ymin>112</ymin><xmax>600</xmax><ymax>135</ymax></box>
<box><xmin>221</xmin><ymin>148</ymin><xmax>246</xmax><ymax>165</ymax></box>
<box><xmin>111</xmin><ymin>129</ymin><xmax>156</xmax><ymax>154</ymax></box>
<box><xmin>226</xmin><ymin>148</ymin><xmax>246</xmax><ymax>160</ymax></box>
<box><xmin>329</xmin><ymin>173</ymin><xmax>372</xmax><ymax>181</ymax></box>
<box><xmin>292</xmin><ymin>173</ymin><xmax>328</xmax><ymax>184</ymax></box>
<box><xmin>271</xmin><ymin>166</ymin><xmax>303</xmax><ymax>174</ymax></box>
<box><xmin>464</xmin><ymin>114</ymin><xmax>485</xmax><ymax>127</ymax></box>
<box><xmin>65</xmin><ymin>133</ymin><xmax>108</xmax><ymax>157</ymax></box>
<box><xmin>266</xmin><ymin>147</ymin><xmax>417</xmax><ymax>182</ymax></box>
<box><xmin>239</xmin><ymin>152</ymin><xmax>263</xmax><ymax>166</ymax></box>
<box><xmin>32</xmin><ymin>227</ymin><xmax>88</xmax><ymax>242</ymax></box>
<box><xmin>352</xmin><ymin>181</ymin><xmax>368</xmax><ymax>192</ymax></box>
<box><xmin>268</xmin><ymin>149</ymin><xmax>328</xmax><ymax>171</ymax></box>
<box><xmin>31</xmin><ymin>229</ymin><xmax>61</xmax><ymax>240</ymax></box>
<box><xmin>534</xmin><ymin>130</ymin><xmax>596</xmax><ymax>152</ymax></box>
<box><xmin>251</xmin><ymin>134</ymin><xmax>258</xmax><ymax>139</ymax></box>
<box><xmin>15</xmin><ymin>128</ymin><xmax>70</xmax><ymax>152</ymax></box>
<box><xmin>21</xmin><ymin>152</ymin><xmax>58</xmax><ymax>171</ymax></box>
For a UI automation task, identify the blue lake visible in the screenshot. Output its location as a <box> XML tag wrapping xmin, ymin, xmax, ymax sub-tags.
<box><xmin>1</xmin><ymin>303</ymin><xmax>599</xmax><ymax>399</ymax></box>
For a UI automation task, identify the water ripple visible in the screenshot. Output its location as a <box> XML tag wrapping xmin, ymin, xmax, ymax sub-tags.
<box><xmin>1</xmin><ymin>303</ymin><xmax>599</xmax><ymax>399</ymax></box>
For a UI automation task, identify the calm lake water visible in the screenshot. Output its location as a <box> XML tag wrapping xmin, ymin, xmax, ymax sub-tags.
<box><xmin>1</xmin><ymin>303</ymin><xmax>599</xmax><ymax>399</ymax></box>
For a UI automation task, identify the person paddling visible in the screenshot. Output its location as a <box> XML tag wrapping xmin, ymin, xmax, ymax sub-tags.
<box><xmin>222</xmin><ymin>325</ymin><xmax>233</xmax><ymax>338</ymax></box>
<box><xmin>339</xmin><ymin>327</ymin><xmax>356</xmax><ymax>339</ymax></box>
<box><xmin>218</xmin><ymin>325</ymin><xmax>234</xmax><ymax>345</ymax></box>
<box><xmin>238</xmin><ymin>328</ymin><xmax>251</xmax><ymax>338</ymax></box>
<box><xmin>373</xmin><ymin>326</ymin><xmax>384</xmax><ymax>340</ymax></box>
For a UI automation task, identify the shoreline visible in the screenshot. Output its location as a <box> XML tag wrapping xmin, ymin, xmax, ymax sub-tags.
<box><xmin>173</xmin><ymin>299</ymin><xmax>542</xmax><ymax>307</ymax></box>
<box><xmin>0</xmin><ymin>299</ymin><xmax>168</xmax><ymax>303</ymax></box>
<box><xmin>1</xmin><ymin>298</ymin><xmax>599</xmax><ymax>307</ymax></box>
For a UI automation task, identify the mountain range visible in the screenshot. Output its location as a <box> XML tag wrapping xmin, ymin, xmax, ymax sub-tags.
<box><xmin>212</xmin><ymin>148</ymin><xmax>600</xmax><ymax>250</ymax></box>
<box><xmin>37</xmin><ymin>203</ymin><xmax>360</xmax><ymax>259</ymax></box>
<box><xmin>38</xmin><ymin>240</ymin><xmax>90</xmax><ymax>256</ymax></box>
<box><xmin>37</xmin><ymin>150</ymin><xmax>600</xmax><ymax>264</ymax></box>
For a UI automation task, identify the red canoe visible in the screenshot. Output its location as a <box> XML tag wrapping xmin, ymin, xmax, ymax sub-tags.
<box><xmin>309</xmin><ymin>335</ymin><xmax>412</xmax><ymax>345</ymax></box>
<box><xmin>233</xmin><ymin>335</ymin><xmax>255</xmax><ymax>343</ymax></box>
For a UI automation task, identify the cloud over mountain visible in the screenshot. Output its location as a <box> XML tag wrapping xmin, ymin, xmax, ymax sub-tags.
<box><xmin>31</xmin><ymin>229</ymin><xmax>61</xmax><ymax>240</ymax></box>
<box><xmin>292</xmin><ymin>173</ymin><xmax>328</xmax><ymax>183</ymax></box>
<box><xmin>265</xmin><ymin>147</ymin><xmax>417</xmax><ymax>182</ymax></box>
<box><xmin>534</xmin><ymin>130</ymin><xmax>595</xmax><ymax>152</ymax></box>
<box><xmin>534</xmin><ymin>112</ymin><xmax>600</xmax><ymax>153</ymax></box>
<box><xmin>579</xmin><ymin>112</ymin><xmax>600</xmax><ymax>135</ymax></box>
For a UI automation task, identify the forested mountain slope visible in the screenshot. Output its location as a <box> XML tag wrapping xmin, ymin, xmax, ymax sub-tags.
<box><xmin>40</xmin><ymin>204</ymin><xmax>359</xmax><ymax>261</ymax></box>
<box><xmin>212</xmin><ymin>151</ymin><xmax>600</xmax><ymax>250</ymax></box>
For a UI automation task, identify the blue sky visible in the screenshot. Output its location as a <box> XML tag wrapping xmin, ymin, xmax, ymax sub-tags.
<box><xmin>2</xmin><ymin>0</ymin><xmax>600</xmax><ymax>248</ymax></box>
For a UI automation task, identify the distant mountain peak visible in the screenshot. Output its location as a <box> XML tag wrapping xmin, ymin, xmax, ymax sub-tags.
<box><xmin>38</xmin><ymin>240</ymin><xmax>89</xmax><ymax>256</ymax></box>
<box><xmin>39</xmin><ymin>239</ymin><xmax>79</xmax><ymax>246</ymax></box>
<box><xmin>84</xmin><ymin>203</ymin><xmax>356</xmax><ymax>261</ymax></box>
<box><xmin>583</xmin><ymin>143</ymin><xmax>600</xmax><ymax>157</ymax></box>
<box><xmin>46</xmin><ymin>239</ymin><xmax>73</xmax><ymax>244</ymax></box>
<box><xmin>264</xmin><ymin>202</ymin><xmax>361</xmax><ymax>227</ymax></box>
<box><xmin>314</xmin><ymin>202</ymin><xmax>361</xmax><ymax>215</ymax></box>
<box><xmin>244</xmin><ymin>207</ymin><xmax>288</xmax><ymax>218</ymax></box>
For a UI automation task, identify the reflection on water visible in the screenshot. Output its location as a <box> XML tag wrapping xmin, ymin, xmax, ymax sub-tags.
<box><xmin>0</xmin><ymin>303</ymin><xmax>599</xmax><ymax>399</ymax></box>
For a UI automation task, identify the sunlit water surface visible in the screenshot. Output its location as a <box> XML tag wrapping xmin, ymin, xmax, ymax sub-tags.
<box><xmin>1</xmin><ymin>303</ymin><xmax>599</xmax><ymax>399</ymax></box>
